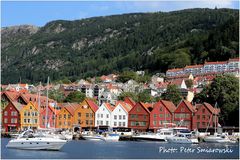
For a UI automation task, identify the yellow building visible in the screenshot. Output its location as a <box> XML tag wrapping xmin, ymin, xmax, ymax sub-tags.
<box><xmin>74</xmin><ymin>99</ymin><xmax>98</xmax><ymax>129</ymax></box>
<box><xmin>20</xmin><ymin>101</ymin><xmax>39</xmax><ymax>130</ymax></box>
<box><xmin>56</xmin><ymin>103</ymin><xmax>79</xmax><ymax>130</ymax></box>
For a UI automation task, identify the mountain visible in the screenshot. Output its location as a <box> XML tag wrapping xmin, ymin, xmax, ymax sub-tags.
<box><xmin>1</xmin><ymin>8</ymin><xmax>239</xmax><ymax>84</ymax></box>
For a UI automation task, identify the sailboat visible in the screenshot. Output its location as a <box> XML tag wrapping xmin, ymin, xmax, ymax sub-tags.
<box><xmin>203</xmin><ymin>102</ymin><xmax>232</xmax><ymax>143</ymax></box>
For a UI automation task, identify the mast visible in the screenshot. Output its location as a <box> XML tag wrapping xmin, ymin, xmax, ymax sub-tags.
<box><xmin>37</xmin><ymin>84</ymin><xmax>41</xmax><ymax>128</ymax></box>
<box><xmin>164</xmin><ymin>105</ymin><xmax>166</xmax><ymax>128</ymax></box>
<box><xmin>45</xmin><ymin>77</ymin><xmax>49</xmax><ymax>128</ymax></box>
<box><xmin>214</xmin><ymin>102</ymin><xmax>217</xmax><ymax>134</ymax></box>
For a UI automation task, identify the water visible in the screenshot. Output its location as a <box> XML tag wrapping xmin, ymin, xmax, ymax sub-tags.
<box><xmin>1</xmin><ymin>138</ymin><xmax>239</xmax><ymax>159</ymax></box>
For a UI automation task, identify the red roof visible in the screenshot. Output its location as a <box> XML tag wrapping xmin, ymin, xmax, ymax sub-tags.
<box><xmin>203</xmin><ymin>102</ymin><xmax>220</xmax><ymax>115</ymax></box>
<box><xmin>2</xmin><ymin>91</ymin><xmax>20</xmax><ymax>101</ymax></box>
<box><xmin>139</xmin><ymin>102</ymin><xmax>152</xmax><ymax>113</ymax></box>
<box><xmin>167</xmin><ymin>68</ymin><xmax>184</xmax><ymax>72</ymax></box>
<box><xmin>64</xmin><ymin>103</ymin><xmax>80</xmax><ymax>115</ymax></box>
<box><xmin>86</xmin><ymin>100</ymin><xmax>98</xmax><ymax>112</ymax></box>
<box><xmin>115</xmin><ymin>101</ymin><xmax>133</xmax><ymax>112</ymax></box>
<box><xmin>11</xmin><ymin>101</ymin><xmax>25</xmax><ymax>112</ymax></box>
<box><xmin>160</xmin><ymin>100</ymin><xmax>176</xmax><ymax>113</ymax></box>
<box><xmin>124</xmin><ymin>97</ymin><xmax>136</xmax><ymax>107</ymax></box>
<box><xmin>228</xmin><ymin>58</ymin><xmax>239</xmax><ymax>62</ymax></box>
<box><xmin>185</xmin><ymin>64</ymin><xmax>203</xmax><ymax>69</ymax></box>
<box><xmin>104</xmin><ymin>103</ymin><xmax>115</xmax><ymax>112</ymax></box>
<box><xmin>181</xmin><ymin>99</ymin><xmax>196</xmax><ymax>113</ymax></box>
<box><xmin>204</xmin><ymin>61</ymin><xmax>227</xmax><ymax>65</ymax></box>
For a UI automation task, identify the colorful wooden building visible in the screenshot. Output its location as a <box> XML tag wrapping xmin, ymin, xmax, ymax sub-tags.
<box><xmin>20</xmin><ymin>101</ymin><xmax>39</xmax><ymax>130</ymax></box>
<box><xmin>74</xmin><ymin>99</ymin><xmax>98</xmax><ymax>129</ymax></box>
<box><xmin>149</xmin><ymin>100</ymin><xmax>176</xmax><ymax>131</ymax></box>
<box><xmin>56</xmin><ymin>103</ymin><xmax>79</xmax><ymax>129</ymax></box>
<box><xmin>2</xmin><ymin>101</ymin><xmax>24</xmax><ymax>132</ymax></box>
<box><xmin>128</xmin><ymin>102</ymin><xmax>151</xmax><ymax>131</ymax></box>
<box><xmin>173</xmin><ymin>99</ymin><xmax>196</xmax><ymax>130</ymax></box>
<box><xmin>39</xmin><ymin>104</ymin><xmax>60</xmax><ymax>128</ymax></box>
<box><xmin>192</xmin><ymin>102</ymin><xmax>220</xmax><ymax>130</ymax></box>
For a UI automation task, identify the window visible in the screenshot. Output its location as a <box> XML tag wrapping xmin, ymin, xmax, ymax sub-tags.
<box><xmin>4</xmin><ymin>111</ymin><xmax>7</xmax><ymax>116</ymax></box>
<box><xmin>86</xmin><ymin>113</ymin><xmax>89</xmax><ymax>118</ymax></box>
<box><xmin>28</xmin><ymin>119</ymin><xmax>30</xmax><ymax>123</ymax></box>
<box><xmin>97</xmin><ymin>121</ymin><xmax>99</xmax><ymax>125</ymax></box>
<box><xmin>24</xmin><ymin>112</ymin><xmax>27</xmax><ymax>116</ymax></box>
<box><xmin>131</xmin><ymin>114</ymin><xmax>135</xmax><ymax>118</ymax></box>
<box><xmin>197</xmin><ymin>115</ymin><xmax>200</xmax><ymax>120</ymax></box>
<box><xmin>159</xmin><ymin>107</ymin><xmax>163</xmax><ymax>111</ymax></box>
<box><xmin>35</xmin><ymin>112</ymin><xmax>38</xmax><ymax>116</ymax></box>
<box><xmin>181</xmin><ymin>107</ymin><xmax>185</xmax><ymax>112</ymax></box>
<box><xmin>78</xmin><ymin>112</ymin><xmax>81</xmax><ymax>117</ymax></box>
<box><xmin>137</xmin><ymin>107</ymin><xmax>141</xmax><ymax>112</ymax></box>
<box><xmin>106</xmin><ymin>114</ymin><xmax>109</xmax><ymax>118</ymax></box>
<box><xmin>68</xmin><ymin>114</ymin><xmax>71</xmax><ymax>119</ymax></box>
<box><xmin>119</xmin><ymin>122</ymin><xmax>121</xmax><ymax>127</ymax></box>
<box><xmin>159</xmin><ymin>114</ymin><xmax>163</xmax><ymax>118</ymax></box>
<box><xmin>100</xmin><ymin>121</ymin><xmax>103</xmax><ymax>125</ymax></box>
<box><xmin>101</xmin><ymin>114</ymin><xmax>103</xmax><ymax>118</ymax></box>
<box><xmin>114</xmin><ymin>122</ymin><xmax>117</xmax><ymax>126</ymax></box>
<box><xmin>131</xmin><ymin>122</ymin><xmax>135</xmax><ymax>126</ymax></box>
<box><xmin>59</xmin><ymin>122</ymin><xmax>61</xmax><ymax>126</ymax></box>
<box><xmin>123</xmin><ymin>122</ymin><xmax>126</xmax><ymax>126</ymax></box>
<box><xmin>123</xmin><ymin>115</ymin><xmax>126</xmax><ymax>120</ymax></box>
<box><xmin>24</xmin><ymin>119</ymin><xmax>26</xmax><ymax>123</ymax></box>
<box><xmin>114</xmin><ymin>115</ymin><xmax>117</xmax><ymax>120</ymax></box>
<box><xmin>34</xmin><ymin>119</ymin><xmax>37</xmax><ymax>124</ymax></box>
<box><xmin>202</xmin><ymin>109</ymin><xmax>205</xmax><ymax>113</ymax></box>
<box><xmin>32</xmin><ymin>112</ymin><xmax>35</xmax><ymax>116</ymax></box>
<box><xmin>30</xmin><ymin>106</ymin><xmax>32</xmax><ymax>109</ymax></box>
<box><xmin>153</xmin><ymin>121</ymin><xmax>157</xmax><ymax>126</ymax></box>
<box><xmin>97</xmin><ymin>114</ymin><xmax>100</xmax><ymax>118</ymax></box>
<box><xmin>202</xmin><ymin>115</ymin><xmax>205</xmax><ymax>120</ymax></box>
<box><xmin>154</xmin><ymin>114</ymin><xmax>157</xmax><ymax>119</ymax></box>
<box><xmin>4</xmin><ymin>118</ymin><xmax>8</xmax><ymax>123</ymax></box>
<box><xmin>143</xmin><ymin>115</ymin><xmax>146</xmax><ymax>120</ymax></box>
<box><xmin>106</xmin><ymin>121</ymin><xmax>109</xmax><ymax>126</ymax></box>
<box><xmin>119</xmin><ymin>115</ymin><xmax>122</xmax><ymax>120</ymax></box>
<box><xmin>86</xmin><ymin>120</ymin><xmax>89</xmax><ymax>125</ymax></box>
<box><xmin>202</xmin><ymin>122</ymin><xmax>206</xmax><ymax>126</ymax></box>
<box><xmin>90</xmin><ymin>120</ymin><xmax>93</xmax><ymax>125</ymax></box>
<box><xmin>64</xmin><ymin>114</ymin><xmax>66</xmax><ymax>119</ymax></box>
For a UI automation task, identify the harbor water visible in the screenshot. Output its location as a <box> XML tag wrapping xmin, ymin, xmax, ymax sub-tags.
<box><xmin>1</xmin><ymin>138</ymin><xmax>239</xmax><ymax>159</ymax></box>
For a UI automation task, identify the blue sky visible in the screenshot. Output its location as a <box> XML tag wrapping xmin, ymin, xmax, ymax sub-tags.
<box><xmin>1</xmin><ymin>0</ymin><xmax>239</xmax><ymax>27</ymax></box>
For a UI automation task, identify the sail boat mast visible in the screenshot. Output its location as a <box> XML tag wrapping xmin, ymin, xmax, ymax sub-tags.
<box><xmin>45</xmin><ymin>77</ymin><xmax>49</xmax><ymax>128</ymax></box>
<box><xmin>37</xmin><ymin>84</ymin><xmax>41</xmax><ymax>128</ymax></box>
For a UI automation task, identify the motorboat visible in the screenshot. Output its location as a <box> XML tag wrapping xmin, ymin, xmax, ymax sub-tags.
<box><xmin>132</xmin><ymin>128</ymin><xmax>174</xmax><ymax>141</ymax></box>
<box><xmin>82</xmin><ymin>135</ymin><xmax>105</xmax><ymax>141</ymax></box>
<box><xmin>203</xmin><ymin>133</ymin><xmax>233</xmax><ymax>143</ymax></box>
<box><xmin>6</xmin><ymin>129</ymin><xmax>67</xmax><ymax>150</ymax></box>
<box><xmin>102</xmin><ymin>133</ymin><xmax>120</xmax><ymax>141</ymax></box>
<box><xmin>166</xmin><ymin>132</ymin><xmax>199</xmax><ymax>144</ymax></box>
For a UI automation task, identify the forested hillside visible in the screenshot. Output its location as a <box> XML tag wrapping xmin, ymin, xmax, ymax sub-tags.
<box><xmin>1</xmin><ymin>8</ymin><xmax>239</xmax><ymax>83</ymax></box>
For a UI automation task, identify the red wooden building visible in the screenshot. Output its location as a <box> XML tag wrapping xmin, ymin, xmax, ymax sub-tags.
<box><xmin>173</xmin><ymin>99</ymin><xmax>196</xmax><ymax>130</ymax></box>
<box><xmin>39</xmin><ymin>104</ymin><xmax>60</xmax><ymax>128</ymax></box>
<box><xmin>192</xmin><ymin>102</ymin><xmax>220</xmax><ymax>130</ymax></box>
<box><xmin>128</xmin><ymin>102</ymin><xmax>151</xmax><ymax>131</ymax></box>
<box><xmin>2</xmin><ymin>101</ymin><xmax>24</xmax><ymax>132</ymax></box>
<box><xmin>149</xmin><ymin>100</ymin><xmax>176</xmax><ymax>131</ymax></box>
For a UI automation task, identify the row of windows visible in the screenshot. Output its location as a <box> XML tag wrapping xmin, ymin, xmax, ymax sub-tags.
<box><xmin>175</xmin><ymin>113</ymin><xmax>190</xmax><ymax>119</ymax></box>
<box><xmin>153</xmin><ymin>114</ymin><xmax>170</xmax><ymax>118</ymax></box>
<box><xmin>114</xmin><ymin>121</ymin><xmax>126</xmax><ymax>127</ymax></box>
<box><xmin>97</xmin><ymin>114</ymin><xmax>109</xmax><ymax>118</ymax></box>
<box><xmin>152</xmin><ymin>120</ymin><xmax>171</xmax><ymax>126</ymax></box>
<box><xmin>4</xmin><ymin>118</ymin><xmax>18</xmax><ymax>123</ymax></box>
<box><xmin>4</xmin><ymin>111</ymin><xmax>18</xmax><ymax>116</ymax></box>
<box><xmin>76</xmin><ymin>112</ymin><xmax>93</xmax><ymax>118</ymax></box>
<box><xmin>130</xmin><ymin>114</ymin><xmax>147</xmax><ymax>119</ymax></box>
<box><xmin>114</xmin><ymin>115</ymin><xmax>126</xmax><ymax>120</ymax></box>
<box><xmin>23</xmin><ymin>119</ymin><xmax>38</xmax><ymax>124</ymax></box>
<box><xmin>24</xmin><ymin>111</ymin><xmax>38</xmax><ymax>117</ymax></box>
<box><xmin>130</xmin><ymin>121</ymin><xmax>147</xmax><ymax>126</ymax></box>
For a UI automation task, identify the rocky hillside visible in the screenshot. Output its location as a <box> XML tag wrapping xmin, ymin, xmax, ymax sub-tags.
<box><xmin>1</xmin><ymin>8</ymin><xmax>239</xmax><ymax>83</ymax></box>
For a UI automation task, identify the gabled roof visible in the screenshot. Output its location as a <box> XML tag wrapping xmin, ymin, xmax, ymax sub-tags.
<box><xmin>203</xmin><ymin>102</ymin><xmax>220</xmax><ymax>115</ymax></box>
<box><xmin>104</xmin><ymin>103</ymin><xmax>115</xmax><ymax>112</ymax></box>
<box><xmin>160</xmin><ymin>100</ymin><xmax>176</xmax><ymax>113</ymax></box>
<box><xmin>179</xmin><ymin>99</ymin><xmax>196</xmax><ymax>113</ymax></box>
<box><xmin>124</xmin><ymin>97</ymin><xmax>136</xmax><ymax>107</ymax></box>
<box><xmin>115</xmin><ymin>101</ymin><xmax>133</xmax><ymax>113</ymax></box>
<box><xmin>2</xmin><ymin>91</ymin><xmax>20</xmax><ymax>101</ymax></box>
<box><xmin>85</xmin><ymin>99</ymin><xmax>98</xmax><ymax>112</ymax></box>
<box><xmin>19</xmin><ymin>93</ymin><xmax>55</xmax><ymax>106</ymax></box>
<box><xmin>11</xmin><ymin>101</ymin><xmax>25</xmax><ymax>112</ymax></box>
<box><xmin>139</xmin><ymin>102</ymin><xmax>151</xmax><ymax>113</ymax></box>
<box><xmin>63</xmin><ymin>103</ymin><xmax>80</xmax><ymax>115</ymax></box>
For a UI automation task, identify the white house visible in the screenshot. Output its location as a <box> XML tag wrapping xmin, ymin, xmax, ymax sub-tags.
<box><xmin>95</xmin><ymin>103</ymin><xmax>114</xmax><ymax>127</ymax></box>
<box><xmin>111</xmin><ymin>101</ymin><xmax>133</xmax><ymax>128</ymax></box>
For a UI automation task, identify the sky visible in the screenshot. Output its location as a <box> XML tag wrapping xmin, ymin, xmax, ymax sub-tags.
<box><xmin>1</xmin><ymin>0</ymin><xmax>239</xmax><ymax>27</ymax></box>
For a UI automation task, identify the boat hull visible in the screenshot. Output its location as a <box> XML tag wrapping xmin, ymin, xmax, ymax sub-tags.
<box><xmin>167</xmin><ymin>137</ymin><xmax>198</xmax><ymax>144</ymax></box>
<box><xmin>6</xmin><ymin>138</ymin><xmax>67</xmax><ymax>150</ymax></box>
<box><xmin>132</xmin><ymin>135</ymin><xmax>167</xmax><ymax>142</ymax></box>
<box><xmin>204</xmin><ymin>136</ymin><xmax>231</xmax><ymax>143</ymax></box>
<box><xmin>82</xmin><ymin>135</ymin><xmax>105</xmax><ymax>141</ymax></box>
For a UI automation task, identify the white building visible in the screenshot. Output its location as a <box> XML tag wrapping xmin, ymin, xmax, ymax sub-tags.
<box><xmin>95</xmin><ymin>103</ymin><xmax>114</xmax><ymax>127</ymax></box>
<box><xmin>111</xmin><ymin>102</ymin><xmax>133</xmax><ymax>128</ymax></box>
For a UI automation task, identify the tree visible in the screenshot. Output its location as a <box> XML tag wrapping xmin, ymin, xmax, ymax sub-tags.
<box><xmin>117</xmin><ymin>71</ymin><xmax>137</xmax><ymax>83</ymax></box>
<box><xmin>185</xmin><ymin>79</ymin><xmax>193</xmax><ymax>88</ymax></box>
<box><xmin>64</xmin><ymin>91</ymin><xmax>86</xmax><ymax>103</ymax></box>
<box><xmin>118</xmin><ymin>92</ymin><xmax>138</xmax><ymax>102</ymax></box>
<box><xmin>137</xmin><ymin>90</ymin><xmax>153</xmax><ymax>103</ymax></box>
<box><xmin>161</xmin><ymin>84</ymin><xmax>182</xmax><ymax>105</ymax></box>
<box><xmin>194</xmin><ymin>74</ymin><xmax>239</xmax><ymax>126</ymax></box>
<box><xmin>48</xmin><ymin>89</ymin><xmax>65</xmax><ymax>102</ymax></box>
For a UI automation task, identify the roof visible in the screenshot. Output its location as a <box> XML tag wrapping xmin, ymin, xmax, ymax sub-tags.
<box><xmin>184</xmin><ymin>64</ymin><xmax>203</xmax><ymax>69</ymax></box>
<box><xmin>63</xmin><ymin>103</ymin><xmax>80</xmax><ymax>115</ymax></box>
<box><xmin>115</xmin><ymin>101</ymin><xmax>133</xmax><ymax>112</ymax></box>
<box><xmin>104</xmin><ymin>103</ymin><xmax>115</xmax><ymax>112</ymax></box>
<box><xmin>85</xmin><ymin>99</ymin><xmax>98</xmax><ymax>112</ymax></box>
<box><xmin>19</xmin><ymin>93</ymin><xmax>55</xmax><ymax>106</ymax></box>
<box><xmin>167</xmin><ymin>68</ymin><xmax>184</xmax><ymax>72</ymax></box>
<box><xmin>228</xmin><ymin>58</ymin><xmax>239</xmax><ymax>62</ymax></box>
<box><xmin>169</xmin><ymin>79</ymin><xmax>184</xmax><ymax>86</ymax></box>
<box><xmin>139</xmin><ymin>102</ymin><xmax>152</xmax><ymax>113</ymax></box>
<box><xmin>124</xmin><ymin>97</ymin><xmax>136</xmax><ymax>107</ymax></box>
<box><xmin>2</xmin><ymin>91</ymin><xmax>20</xmax><ymax>101</ymax></box>
<box><xmin>203</xmin><ymin>102</ymin><xmax>220</xmax><ymax>115</ymax></box>
<box><xmin>204</xmin><ymin>61</ymin><xmax>227</xmax><ymax>65</ymax></box>
<box><xmin>160</xmin><ymin>100</ymin><xmax>176</xmax><ymax>113</ymax></box>
<box><xmin>180</xmin><ymin>99</ymin><xmax>196</xmax><ymax>113</ymax></box>
<box><xmin>11</xmin><ymin>101</ymin><xmax>25</xmax><ymax>112</ymax></box>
